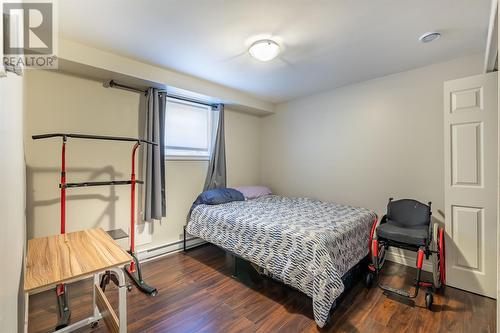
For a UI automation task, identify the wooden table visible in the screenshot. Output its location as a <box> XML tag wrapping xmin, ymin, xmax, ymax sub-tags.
<box><xmin>24</xmin><ymin>228</ymin><xmax>132</xmax><ymax>333</ymax></box>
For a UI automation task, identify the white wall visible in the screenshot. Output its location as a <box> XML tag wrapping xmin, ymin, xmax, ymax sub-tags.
<box><xmin>25</xmin><ymin>70</ymin><xmax>140</xmax><ymax>240</ymax></box>
<box><xmin>0</xmin><ymin>71</ymin><xmax>25</xmax><ymax>332</ymax></box>
<box><xmin>497</xmin><ymin>1</ymin><xmax>499</xmax><ymax>327</ymax></box>
<box><xmin>59</xmin><ymin>39</ymin><xmax>274</xmax><ymax>114</ymax></box>
<box><xmin>261</xmin><ymin>55</ymin><xmax>483</xmax><ymax>262</ymax></box>
<box><xmin>24</xmin><ymin>70</ymin><xmax>262</xmax><ymax>251</ymax></box>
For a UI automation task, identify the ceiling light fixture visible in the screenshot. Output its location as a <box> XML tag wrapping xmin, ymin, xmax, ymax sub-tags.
<box><xmin>249</xmin><ymin>39</ymin><xmax>280</xmax><ymax>62</ymax></box>
<box><xmin>419</xmin><ymin>32</ymin><xmax>441</xmax><ymax>43</ymax></box>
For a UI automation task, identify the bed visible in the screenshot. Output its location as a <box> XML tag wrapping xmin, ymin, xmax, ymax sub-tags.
<box><xmin>186</xmin><ymin>195</ymin><xmax>376</xmax><ymax>327</ymax></box>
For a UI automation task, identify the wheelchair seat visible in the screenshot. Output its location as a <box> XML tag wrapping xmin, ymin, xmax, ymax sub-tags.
<box><xmin>376</xmin><ymin>199</ymin><xmax>431</xmax><ymax>247</ymax></box>
<box><xmin>376</xmin><ymin>220</ymin><xmax>429</xmax><ymax>246</ymax></box>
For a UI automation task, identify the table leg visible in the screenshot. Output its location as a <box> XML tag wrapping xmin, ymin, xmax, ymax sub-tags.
<box><xmin>93</xmin><ymin>274</ymin><xmax>100</xmax><ymax>318</ymax></box>
<box><xmin>24</xmin><ymin>292</ymin><xmax>29</xmax><ymax>333</ymax></box>
<box><xmin>109</xmin><ymin>267</ymin><xmax>127</xmax><ymax>333</ymax></box>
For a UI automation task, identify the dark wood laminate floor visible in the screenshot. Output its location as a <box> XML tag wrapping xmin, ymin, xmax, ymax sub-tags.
<box><xmin>28</xmin><ymin>244</ymin><xmax>496</xmax><ymax>333</ymax></box>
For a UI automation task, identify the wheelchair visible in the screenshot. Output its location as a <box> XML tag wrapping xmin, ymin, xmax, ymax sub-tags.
<box><xmin>365</xmin><ymin>198</ymin><xmax>446</xmax><ymax>309</ymax></box>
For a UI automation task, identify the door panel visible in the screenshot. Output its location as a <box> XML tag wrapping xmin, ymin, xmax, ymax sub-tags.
<box><xmin>451</xmin><ymin>122</ymin><xmax>482</xmax><ymax>186</ymax></box>
<box><xmin>444</xmin><ymin>72</ymin><xmax>497</xmax><ymax>298</ymax></box>
<box><xmin>451</xmin><ymin>205</ymin><xmax>482</xmax><ymax>270</ymax></box>
<box><xmin>450</xmin><ymin>87</ymin><xmax>483</xmax><ymax>113</ymax></box>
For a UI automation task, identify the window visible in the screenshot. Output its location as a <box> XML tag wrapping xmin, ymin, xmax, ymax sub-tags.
<box><xmin>165</xmin><ymin>98</ymin><xmax>215</xmax><ymax>159</ymax></box>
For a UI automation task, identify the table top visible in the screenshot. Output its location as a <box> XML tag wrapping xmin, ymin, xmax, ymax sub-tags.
<box><xmin>25</xmin><ymin>228</ymin><xmax>132</xmax><ymax>292</ymax></box>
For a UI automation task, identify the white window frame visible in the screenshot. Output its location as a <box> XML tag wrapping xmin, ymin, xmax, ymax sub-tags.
<box><xmin>165</xmin><ymin>97</ymin><xmax>215</xmax><ymax>161</ymax></box>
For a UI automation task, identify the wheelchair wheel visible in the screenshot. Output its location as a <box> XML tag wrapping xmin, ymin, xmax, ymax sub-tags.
<box><xmin>425</xmin><ymin>292</ymin><xmax>433</xmax><ymax>310</ymax></box>
<box><xmin>431</xmin><ymin>224</ymin><xmax>446</xmax><ymax>289</ymax></box>
<box><xmin>365</xmin><ymin>272</ymin><xmax>374</xmax><ymax>288</ymax></box>
<box><xmin>372</xmin><ymin>241</ymin><xmax>386</xmax><ymax>270</ymax></box>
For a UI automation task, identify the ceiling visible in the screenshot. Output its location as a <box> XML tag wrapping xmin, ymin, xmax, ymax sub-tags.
<box><xmin>60</xmin><ymin>0</ymin><xmax>492</xmax><ymax>103</ymax></box>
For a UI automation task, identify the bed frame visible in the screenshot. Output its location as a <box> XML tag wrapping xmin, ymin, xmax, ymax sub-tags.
<box><xmin>182</xmin><ymin>226</ymin><xmax>369</xmax><ymax>325</ymax></box>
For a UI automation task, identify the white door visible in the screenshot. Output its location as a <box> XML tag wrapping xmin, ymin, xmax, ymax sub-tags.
<box><xmin>444</xmin><ymin>72</ymin><xmax>498</xmax><ymax>298</ymax></box>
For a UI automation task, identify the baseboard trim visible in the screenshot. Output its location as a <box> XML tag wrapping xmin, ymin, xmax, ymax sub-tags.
<box><xmin>385</xmin><ymin>249</ymin><xmax>433</xmax><ymax>272</ymax></box>
<box><xmin>136</xmin><ymin>237</ymin><xmax>206</xmax><ymax>262</ymax></box>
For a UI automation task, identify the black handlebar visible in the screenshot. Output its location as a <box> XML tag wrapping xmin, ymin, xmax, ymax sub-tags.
<box><xmin>60</xmin><ymin>180</ymin><xmax>144</xmax><ymax>188</ymax></box>
<box><xmin>32</xmin><ymin>133</ymin><xmax>158</xmax><ymax>145</ymax></box>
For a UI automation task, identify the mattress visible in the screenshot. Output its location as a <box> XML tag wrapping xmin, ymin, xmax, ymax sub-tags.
<box><xmin>186</xmin><ymin>195</ymin><xmax>376</xmax><ymax>327</ymax></box>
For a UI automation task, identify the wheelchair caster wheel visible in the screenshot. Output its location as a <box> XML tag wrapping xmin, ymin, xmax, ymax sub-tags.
<box><xmin>365</xmin><ymin>272</ymin><xmax>374</xmax><ymax>288</ymax></box>
<box><xmin>90</xmin><ymin>320</ymin><xmax>99</xmax><ymax>329</ymax></box>
<box><xmin>425</xmin><ymin>292</ymin><xmax>433</xmax><ymax>310</ymax></box>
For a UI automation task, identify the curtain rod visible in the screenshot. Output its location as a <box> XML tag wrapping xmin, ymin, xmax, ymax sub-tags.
<box><xmin>103</xmin><ymin>80</ymin><xmax>219</xmax><ymax>107</ymax></box>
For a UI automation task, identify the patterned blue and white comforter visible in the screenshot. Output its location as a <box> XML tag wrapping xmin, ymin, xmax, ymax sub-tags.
<box><xmin>186</xmin><ymin>195</ymin><xmax>376</xmax><ymax>327</ymax></box>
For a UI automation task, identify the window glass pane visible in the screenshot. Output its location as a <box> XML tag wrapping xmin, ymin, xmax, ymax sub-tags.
<box><xmin>165</xmin><ymin>98</ymin><xmax>212</xmax><ymax>158</ymax></box>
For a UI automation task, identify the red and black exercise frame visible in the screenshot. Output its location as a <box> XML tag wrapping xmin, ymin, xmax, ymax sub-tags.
<box><xmin>32</xmin><ymin>133</ymin><xmax>158</xmax><ymax>330</ymax></box>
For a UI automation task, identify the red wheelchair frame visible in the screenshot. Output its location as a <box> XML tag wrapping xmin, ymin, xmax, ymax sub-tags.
<box><xmin>366</xmin><ymin>212</ymin><xmax>446</xmax><ymax>309</ymax></box>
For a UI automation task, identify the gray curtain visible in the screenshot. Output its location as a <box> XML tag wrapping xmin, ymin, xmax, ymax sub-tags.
<box><xmin>204</xmin><ymin>104</ymin><xmax>226</xmax><ymax>190</ymax></box>
<box><xmin>143</xmin><ymin>88</ymin><xmax>166</xmax><ymax>221</ymax></box>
